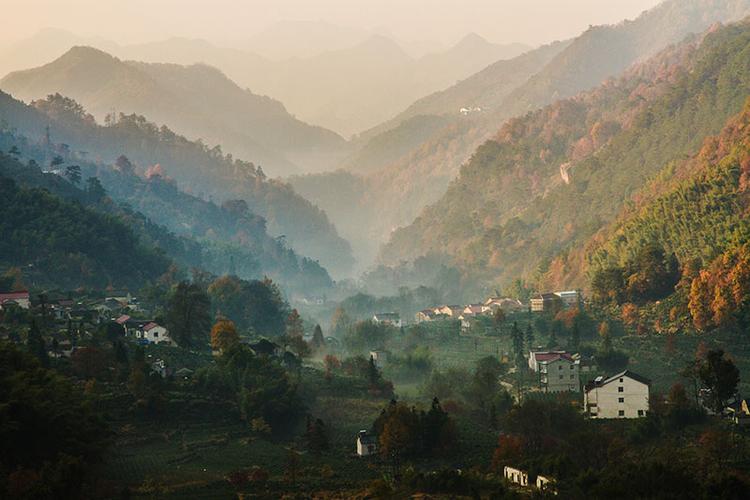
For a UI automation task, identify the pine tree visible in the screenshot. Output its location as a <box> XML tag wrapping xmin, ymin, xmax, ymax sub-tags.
<box><xmin>27</xmin><ymin>321</ymin><xmax>48</xmax><ymax>367</ymax></box>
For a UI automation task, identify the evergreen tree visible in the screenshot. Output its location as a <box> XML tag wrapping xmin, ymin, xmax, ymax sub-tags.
<box><xmin>166</xmin><ymin>281</ymin><xmax>212</xmax><ymax>349</ymax></box>
<box><xmin>26</xmin><ymin>321</ymin><xmax>48</xmax><ymax>367</ymax></box>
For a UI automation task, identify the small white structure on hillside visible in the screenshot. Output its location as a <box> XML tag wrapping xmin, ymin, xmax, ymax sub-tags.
<box><xmin>372</xmin><ymin>312</ymin><xmax>402</xmax><ymax>327</ymax></box>
<box><xmin>529</xmin><ymin>350</ymin><xmax>580</xmax><ymax>393</ymax></box>
<box><xmin>0</xmin><ymin>291</ymin><xmax>30</xmax><ymax>309</ymax></box>
<box><xmin>584</xmin><ymin>370</ymin><xmax>650</xmax><ymax>419</ymax></box>
<box><xmin>369</xmin><ymin>350</ymin><xmax>388</xmax><ymax>369</ymax></box>
<box><xmin>137</xmin><ymin>322</ymin><xmax>172</xmax><ymax>345</ymax></box>
<box><xmin>504</xmin><ymin>466</ymin><xmax>528</xmax><ymax>486</ymax></box>
<box><xmin>356</xmin><ymin>430</ymin><xmax>378</xmax><ymax>456</ymax></box>
<box><xmin>536</xmin><ymin>475</ymin><xmax>557</xmax><ymax>494</ymax></box>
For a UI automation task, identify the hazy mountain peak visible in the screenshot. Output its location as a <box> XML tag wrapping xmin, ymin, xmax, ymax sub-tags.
<box><xmin>454</xmin><ymin>32</ymin><xmax>491</xmax><ymax>49</ymax></box>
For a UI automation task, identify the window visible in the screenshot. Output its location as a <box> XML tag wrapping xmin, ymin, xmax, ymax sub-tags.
<box><xmin>559</xmin><ymin>375</ymin><xmax>563</xmax><ymax>379</ymax></box>
<box><xmin>558</xmin><ymin>365</ymin><xmax>563</xmax><ymax>370</ymax></box>
<box><xmin>619</xmin><ymin>378</ymin><xmax>624</xmax><ymax>382</ymax></box>
<box><xmin>618</xmin><ymin>397</ymin><xmax>624</xmax><ymax>403</ymax></box>
<box><xmin>570</xmin><ymin>375</ymin><xmax>575</xmax><ymax>379</ymax></box>
<box><xmin>570</xmin><ymin>365</ymin><xmax>574</xmax><ymax>369</ymax></box>
<box><xmin>618</xmin><ymin>386</ymin><xmax>624</xmax><ymax>393</ymax></box>
<box><xmin>618</xmin><ymin>410</ymin><xmax>625</xmax><ymax>417</ymax></box>
<box><xmin>638</xmin><ymin>410</ymin><xmax>644</xmax><ymax>417</ymax></box>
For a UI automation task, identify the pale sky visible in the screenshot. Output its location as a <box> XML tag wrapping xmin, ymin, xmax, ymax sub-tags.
<box><xmin>3</xmin><ymin>0</ymin><xmax>662</xmax><ymax>47</ymax></box>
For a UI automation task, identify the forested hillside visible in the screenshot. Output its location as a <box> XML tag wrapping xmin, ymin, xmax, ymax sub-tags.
<box><xmin>0</xmin><ymin>104</ymin><xmax>336</xmax><ymax>294</ymax></box>
<box><xmin>381</xmin><ymin>18</ymin><xmax>750</xmax><ymax>295</ymax></box>
<box><xmin>292</xmin><ymin>0</ymin><xmax>750</xmax><ymax>272</ymax></box>
<box><xmin>0</xmin><ymin>91</ymin><xmax>354</xmax><ymax>277</ymax></box>
<box><xmin>0</xmin><ymin>155</ymin><xmax>173</xmax><ymax>289</ymax></box>
<box><xmin>0</xmin><ymin>46</ymin><xmax>347</xmax><ymax>176</ymax></box>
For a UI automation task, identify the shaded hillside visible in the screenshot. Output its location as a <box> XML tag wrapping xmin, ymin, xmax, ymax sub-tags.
<box><xmin>0</xmin><ymin>91</ymin><xmax>354</xmax><ymax>278</ymax></box>
<box><xmin>381</xmin><ymin>19</ymin><xmax>750</xmax><ymax>293</ymax></box>
<box><xmin>0</xmin><ymin>46</ymin><xmax>347</xmax><ymax>176</ymax></box>
<box><xmin>0</xmin><ymin>154</ymin><xmax>172</xmax><ymax>290</ymax></box>
<box><xmin>295</xmin><ymin>0</ymin><xmax>750</xmax><ymax>272</ymax></box>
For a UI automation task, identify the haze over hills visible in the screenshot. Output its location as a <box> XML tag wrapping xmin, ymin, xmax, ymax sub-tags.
<box><xmin>0</xmin><ymin>29</ymin><xmax>530</xmax><ymax>138</ymax></box>
<box><xmin>0</xmin><ymin>46</ymin><xmax>347</xmax><ymax>177</ymax></box>
<box><xmin>292</xmin><ymin>0</ymin><xmax>750</xmax><ymax>275</ymax></box>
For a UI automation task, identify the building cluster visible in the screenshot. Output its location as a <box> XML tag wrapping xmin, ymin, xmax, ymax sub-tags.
<box><xmin>527</xmin><ymin>348</ymin><xmax>651</xmax><ymax>419</ymax></box>
<box><xmin>415</xmin><ymin>296</ymin><xmax>525</xmax><ymax>326</ymax></box>
<box><xmin>503</xmin><ymin>466</ymin><xmax>557</xmax><ymax>494</ymax></box>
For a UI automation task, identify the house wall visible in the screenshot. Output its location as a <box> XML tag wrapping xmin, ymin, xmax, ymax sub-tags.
<box><xmin>503</xmin><ymin>466</ymin><xmax>528</xmax><ymax>486</ymax></box>
<box><xmin>585</xmin><ymin>376</ymin><xmax>649</xmax><ymax>418</ymax></box>
<box><xmin>540</xmin><ymin>358</ymin><xmax>579</xmax><ymax>393</ymax></box>
<box><xmin>357</xmin><ymin>438</ymin><xmax>377</xmax><ymax>456</ymax></box>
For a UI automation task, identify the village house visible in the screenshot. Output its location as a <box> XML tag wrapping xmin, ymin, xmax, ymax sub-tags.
<box><xmin>554</xmin><ymin>290</ymin><xmax>581</xmax><ymax>308</ymax></box>
<box><xmin>503</xmin><ymin>466</ymin><xmax>529</xmax><ymax>487</ymax></box>
<box><xmin>0</xmin><ymin>290</ymin><xmax>31</xmax><ymax>310</ymax></box>
<box><xmin>483</xmin><ymin>297</ymin><xmax>524</xmax><ymax>312</ymax></box>
<box><xmin>356</xmin><ymin>430</ymin><xmax>377</xmax><ymax>457</ymax></box>
<box><xmin>536</xmin><ymin>475</ymin><xmax>557</xmax><ymax>494</ymax></box>
<box><xmin>137</xmin><ymin>322</ymin><xmax>172</xmax><ymax>345</ymax></box>
<box><xmin>584</xmin><ymin>370</ymin><xmax>650</xmax><ymax>419</ymax></box>
<box><xmin>724</xmin><ymin>399</ymin><xmax>750</xmax><ymax>426</ymax></box>
<box><xmin>530</xmin><ymin>293</ymin><xmax>559</xmax><ymax>313</ymax></box>
<box><xmin>415</xmin><ymin>309</ymin><xmax>437</xmax><ymax>323</ymax></box>
<box><xmin>435</xmin><ymin>305</ymin><xmax>464</xmax><ymax>318</ymax></box>
<box><xmin>529</xmin><ymin>351</ymin><xmax>580</xmax><ymax>393</ymax></box>
<box><xmin>372</xmin><ymin>312</ymin><xmax>402</xmax><ymax>327</ymax></box>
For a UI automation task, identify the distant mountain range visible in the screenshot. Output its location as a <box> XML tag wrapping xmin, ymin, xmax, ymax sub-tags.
<box><xmin>0</xmin><ymin>29</ymin><xmax>530</xmax><ymax>137</ymax></box>
<box><xmin>0</xmin><ymin>46</ymin><xmax>347</xmax><ymax>177</ymax></box>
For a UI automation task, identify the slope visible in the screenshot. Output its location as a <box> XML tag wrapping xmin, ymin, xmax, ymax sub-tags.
<box><xmin>380</xmin><ymin>18</ymin><xmax>750</xmax><ymax>294</ymax></box>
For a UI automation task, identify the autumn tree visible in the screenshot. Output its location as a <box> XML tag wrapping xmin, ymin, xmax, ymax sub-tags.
<box><xmin>210</xmin><ymin>318</ymin><xmax>239</xmax><ymax>353</ymax></box>
<box><xmin>689</xmin><ymin>271</ymin><xmax>713</xmax><ymax>331</ymax></box>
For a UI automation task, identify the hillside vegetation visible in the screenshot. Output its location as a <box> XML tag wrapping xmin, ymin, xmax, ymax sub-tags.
<box><xmin>381</xmin><ymin>18</ymin><xmax>750</xmax><ymax>296</ymax></box>
<box><xmin>0</xmin><ymin>91</ymin><xmax>354</xmax><ymax>277</ymax></box>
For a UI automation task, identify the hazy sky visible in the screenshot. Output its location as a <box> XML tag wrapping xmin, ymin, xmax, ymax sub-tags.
<box><xmin>4</xmin><ymin>0</ymin><xmax>662</xmax><ymax>47</ymax></box>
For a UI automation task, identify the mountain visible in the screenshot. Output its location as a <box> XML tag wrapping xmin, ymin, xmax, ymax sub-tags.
<box><xmin>294</xmin><ymin>0</ymin><xmax>750</xmax><ymax>274</ymax></box>
<box><xmin>380</xmin><ymin>17</ymin><xmax>750</xmax><ymax>297</ymax></box>
<box><xmin>0</xmin><ymin>93</ymin><xmax>337</xmax><ymax>294</ymax></box>
<box><xmin>0</xmin><ymin>89</ymin><xmax>355</xmax><ymax>278</ymax></box>
<box><xmin>0</xmin><ymin>46</ymin><xmax>347</xmax><ymax>177</ymax></box>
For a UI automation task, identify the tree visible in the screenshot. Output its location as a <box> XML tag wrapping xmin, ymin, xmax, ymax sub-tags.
<box><xmin>286</xmin><ymin>309</ymin><xmax>304</xmax><ymax>337</ymax></box>
<box><xmin>525</xmin><ymin>323</ymin><xmax>534</xmax><ymax>350</ymax></box>
<box><xmin>64</xmin><ymin>165</ymin><xmax>81</xmax><ymax>185</ymax></box>
<box><xmin>210</xmin><ymin>318</ymin><xmax>239</xmax><ymax>352</ymax></box>
<box><xmin>698</xmin><ymin>349</ymin><xmax>740</xmax><ymax>413</ymax></box>
<box><xmin>26</xmin><ymin>321</ymin><xmax>48</xmax><ymax>367</ymax></box>
<box><xmin>330</xmin><ymin>306</ymin><xmax>352</xmax><ymax>337</ymax></box>
<box><xmin>84</xmin><ymin>176</ymin><xmax>106</xmax><ymax>203</ymax></box>
<box><xmin>208</xmin><ymin>276</ymin><xmax>288</xmax><ymax>336</ymax></box>
<box><xmin>305</xmin><ymin>417</ymin><xmax>330</xmax><ymax>454</ymax></box>
<box><xmin>115</xmin><ymin>155</ymin><xmax>135</xmax><ymax>175</ymax></box>
<box><xmin>166</xmin><ymin>281</ymin><xmax>212</xmax><ymax>349</ymax></box>
<box><xmin>510</xmin><ymin>322</ymin><xmax>524</xmax><ymax>367</ymax></box>
<box><xmin>50</xmin><ymin>155</ymin><xmax>64</xmax><ymax>169</ymax></box>
<box><xmin>311</xmin><ymin>324</ymin><xmax>325</xmax><ymax>350</ymax></box>
<box><xmin>689</xmin><ymin>271</ymin><xmax>713</xmax><ymax>331</ymax></box>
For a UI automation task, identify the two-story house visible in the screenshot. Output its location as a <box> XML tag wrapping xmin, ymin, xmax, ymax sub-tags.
<box><xmin>584</xmin><ymin>370</ymin><xmax>650</xmax><ymax>419</ymax></box>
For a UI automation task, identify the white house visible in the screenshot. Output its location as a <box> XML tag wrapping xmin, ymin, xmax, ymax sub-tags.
<box><xmin>372</xmin><ymin>312</ymin><xmax>402</xmax><ymax>327</ymax></box>
<box><xmin>356</xmin><ymin>430</ymin><xmax>377</xmax><ymax>456</ymax></box>
<box><xmin>503</xmin><ymin>466</ymin><xmax>528</xmax><ymax>487</ymax></box>
<box><xmin>584</xmin><ymin>370</ymin><xmax>650</xmax><ymax>419</ymax></box>
<box><xmin>536</xmin><ymin>475</ymin><xmax>557</xmax><ymax>494</ymax></box>
<box><xmin>534</xmin><ymin>352</ymin><xmax>580</xmax><ymax>393</ymax></box>
<box><xmin>137</xmin><ymin>322</ymin><xmax>172</xmax><ymax>345</ymax></box>
<box><xmin>0</xmin><ymin>291</ymin><xmax>31</xmax><ymax>310</ymax></box>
